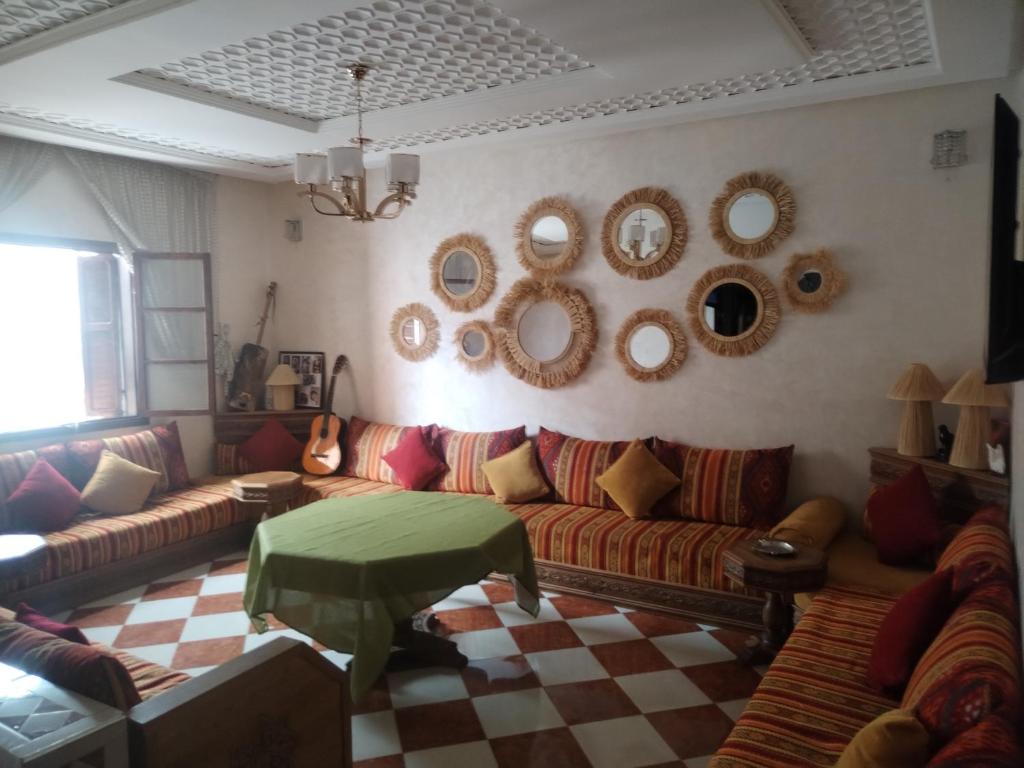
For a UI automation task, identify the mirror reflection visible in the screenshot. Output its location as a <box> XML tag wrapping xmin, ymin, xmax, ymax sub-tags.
<box><xmin>518</xmin><ymin>300</ymin><xmax>572</xmax><ymax>363</ymax></box>
<box><xmin>703</xmin><ymin>282</ymin><xmax>759</xmax><ymax>337</ymax></box>
<box><xmin>617</xmin><ymin>207</ymin><xmax>669</xmax><ymax>262</ymax></box>
<box><xmin>727</xmin><ymin>191</ymin><xmax>776</xmax><ymax>242</ymax></box>
<box><xmin>628</xmin><ymin>324</ymin><xmax>672</xmax><ymax>370</ymax></box>
<box><xmin>530</xmin><ymin>216</ymin><xmax>569</xmax><ymax>259</ymax></box>
<box><xmin>401</xmin><ymin>317</ymin><xmax>424</xmax><ymax>346</ymax></box>
<box><xmin>442</xmin><ymin>250</ymin><xmax>479</xmax><ymax>296</ymax></box>
<box><xmin>797</xmin><ymin>270</ymin><xmax>822</xmax><ymax>294</ymax></box>
<box><xmin>461</xmin><ymin>330</ymin><xmax>486</xmax><ymax>358</ymax></box>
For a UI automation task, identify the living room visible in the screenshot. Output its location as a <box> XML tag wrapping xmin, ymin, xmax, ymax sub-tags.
<box><xmin>0</xmin><ymin>1</ymin><xmax>1021</xmax><ymax>766</ymax></box>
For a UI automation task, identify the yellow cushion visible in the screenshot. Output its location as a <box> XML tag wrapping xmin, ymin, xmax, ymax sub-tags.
<box><xmin>595</xmin><ymin>440</ymin><xmax>680</xmax><ymax>519</ymax></box>
<box><xmin>481</xmin><ymin>441</ymin><xmax>549</xmax><ymax>504</ymax></box>
<box><xmin>81</xmin><ymin>450</ymin><xmax>160</xmax><ymax>515</ymax></box>
<box><xmin>834</xmin><ymin>709</ymin><xmax>929</xmax><ymax>768</ymax></box>
<box><xmin>826</xmin><ymin>531</ymin><xmax>932</xmax><ymax>595</ymax></box>
<box><xmin>769</xmin><ymin>496</ymin><xmax>846</xmax><ymax>549</ymax></box>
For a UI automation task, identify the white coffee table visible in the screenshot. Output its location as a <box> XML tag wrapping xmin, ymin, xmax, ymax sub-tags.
<box><xmin>0</xmin><ymin>536</ymin><xmax>46</xmax><ymax>583</ymax></box>
<box><xmin>0</xmin><ymin>662</ymin><xmax>127</xmax><ymax>768</ymax></box>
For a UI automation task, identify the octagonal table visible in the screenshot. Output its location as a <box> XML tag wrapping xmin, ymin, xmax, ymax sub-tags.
<box><xmin>243</xmin><ymin>492</ymin><xmax>540</xmax><ymax>698</ymax></box>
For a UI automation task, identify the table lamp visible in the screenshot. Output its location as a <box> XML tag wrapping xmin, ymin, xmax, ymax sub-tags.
<box><xmin>265</xmin><ymin>364</ymin><xmax>301</xmax><ymax>411</ymax></box>
<box><xmin>941</xmin><ymin>368</ymin><xmax>1009</xmax><ymax>470</ymax></box>
<box><xmin>887</xmin><ymin>363</ymin><xmax>946</xmax><ymax>456</ymax></box>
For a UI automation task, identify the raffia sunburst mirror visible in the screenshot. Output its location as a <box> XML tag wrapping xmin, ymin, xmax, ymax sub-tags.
<box><xmin>687</xmin><ymin>264</ymin><xmax>780</xmax><ymax>357</ymax></box>
<box><xmin>454</xmin><ymin>319</ymin><xmax>495</xmax><ymax>372</ymax></box>
<box><xmin>709</xmin><ymin>171</ymin><xmax>795</xmax><ymax>259</ymax></box>
<box><xmin>390</xmin><ymin>303</ymin><xmax>440</xmax><ymax>362</ymax></box>
<box><xmin>514</xmin><ymin>196</ymin><xmax>584</xmax><ymax>277</ymax></box>
<box><xmin>601</xmin><ymin>187</ymin><xmax>687</xmax><ymax>280</ymax></box>
<box><xmin>615</xmin><ymin>309</ymin><xmax>687</xmax><ymax>382</ymax></box>
<box><xmin>430</xmin><ymin>233</ymin><xmax>496</xmax><ymax>312</ymax></box>
<box><xmin>782</xmin><ymin>248</ymin><xmax>847</xmax><ymax>313</ymax></box>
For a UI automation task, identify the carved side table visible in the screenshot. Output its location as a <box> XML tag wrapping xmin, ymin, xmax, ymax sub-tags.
<box><xmin>723</xmin><ymin>540</ymin><xmax>827</xmax><ymax>665</ymax></box>
<box><xmin>231</xmin><ymin>472</ymin><xmax>303</xmax><ymax>520</ymax></box>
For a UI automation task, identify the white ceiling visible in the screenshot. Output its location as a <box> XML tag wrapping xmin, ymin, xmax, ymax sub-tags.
<box><xmin>0</xmin><ymin>0</ymin><xmax>1018</xmax><ymax>181</ymax></box>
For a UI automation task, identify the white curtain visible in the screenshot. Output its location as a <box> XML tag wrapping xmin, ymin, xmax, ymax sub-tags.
<box><xmin>0</xmin><ymin>136</ymin><xmax>56</xmax><ymax>214</ymax></box>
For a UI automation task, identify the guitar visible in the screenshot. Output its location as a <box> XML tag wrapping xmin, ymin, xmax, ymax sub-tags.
<box><xmin>228</xmin><ymin>282</ymin><xmax>277</xmax><ymax>411</ymax></box>
<box><xmin>302</xmin><ymin>354</ymin><xmax>348</xmax><ymax>475</ymax></box>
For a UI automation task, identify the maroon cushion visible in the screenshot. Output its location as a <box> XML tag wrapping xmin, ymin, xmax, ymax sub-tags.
<box><xmin>66</xmin><ymin>438</ymin><xmax>105</xmax><ymax>490</ymax></box>
<box><xmin>5</xmin><ymin>459</ymin><xmax>81</xmax><ymax>532</ymax></box>
<box><xmin>151</xmin><ymin>421</ymin><xmax>190</xmax><ymax>490</ymax></box>
<box><xmin>383</xmin><ymin>427</ymin><xmax>447</xmax><ymax>490</ymax></box>
<box><xmin>15</xmin><ymin>603</ymin><xmax>88</xmax><ymax>645</ymax></box>
<box><xmin>237</xmin><ymin>419</ymin><xmax>303</xmax><ymax>473</ymax></box>
<box><xmin>866</xmin><ymin>567</ymin><xmax>955</xmax><ymax>696</ymax></box>
<box><xmin>865</xmin><ymin>465</ymin><xmax>941</xmax><ymax>565</ymax></box>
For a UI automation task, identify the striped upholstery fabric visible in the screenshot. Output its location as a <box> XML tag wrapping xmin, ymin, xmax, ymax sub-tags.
<box><xmin>536</xmin><ymin>427</ymin><xmax>634</xmax><ymax>510</ymax></box>
<box><xmin>107</xmin><ymin>646</ymin><xmax>191</xmax><ymax>701</ymax></box>
<box><xmin>297</xmin><ymin>473</ymin><xmax>403</xmax><ymax>506</ymax></box>
<box><xmin>652</xmin><ymin>439</ymin><xmax>794</xmax><ymax>527</ymax></box>
<box><xmin>431</xmin><ymin>426</ymin><xmax>526</xmax><ymax>494</ymax></box>
<box><xmin>343</xmin><ymin>417</ymin><xmax>428</xmax><ymax>485</ymax></box>
<box><xmin>69</xmin><ymin>432</ymin><xmax>170</xmax><ymax>495</ymax></box>
<box><xmin>1</xmin><ymin>481</ymin><xmax>248</xmax><ymax>593</ymax></box>
<box><xmin>0</xmin><ymin>448</ymin><xmax>46</xmax><ymax>506</ymax></box>
<box><xmin>214</xmin><ymin>443</ymin><xmax>257</xmax><ymax>476</ymax></box>
<box><xmin>711</xmin><ymin>585</ymin><xmax>900</xmax><ymax>767</ymax></box>
<box><xmin>935</xmin><ymin>505</ymin><xmax>1015</xmax><ymax>596</ymax></box>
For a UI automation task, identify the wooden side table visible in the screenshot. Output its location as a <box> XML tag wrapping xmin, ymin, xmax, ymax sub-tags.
<box><xmin>723</xmin><ymin>540</ymin><xmax>827</xmax><ymax>664</ymax></box>
<box><xmin>0</xmin><ymin>537</ymin><xmax>47</xmax><ymax>584</ymax></box>
<box><xmin>231</xmin><ymin>472</ymin><xmax>303</xmax><ymax>520</ymax></box>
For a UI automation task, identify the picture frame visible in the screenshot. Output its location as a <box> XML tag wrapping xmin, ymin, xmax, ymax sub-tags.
<box><xmin>279</xmin><ymin>350</ymin><xmax>325</xmax><ymax>409</ymax></box>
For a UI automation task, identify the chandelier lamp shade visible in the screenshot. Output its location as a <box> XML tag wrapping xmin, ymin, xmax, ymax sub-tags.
<box><xmin>293</xmin><ymin>64</ymin><xmax>420</xmax><ymax>222</ymax></box>
<box><xmin>886</xmin><ymin>362</ymin><xmax>946</xmax><ymax>457</ymax></box>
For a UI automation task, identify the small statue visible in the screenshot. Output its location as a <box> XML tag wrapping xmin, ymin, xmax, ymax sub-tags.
<box><xmin>213</xmin><ymin>322</ymin><xmax>235</xmax><ymax>397</ymax></box>
<box><xmin>988</xmin><ymin>444</ymin><xmax>1007</xmax><ymax>475</ymax></box>
<box><xmin>937</xmin><ymin>424</ymin><xmax>955</xmax><ymax>462</ymax></box>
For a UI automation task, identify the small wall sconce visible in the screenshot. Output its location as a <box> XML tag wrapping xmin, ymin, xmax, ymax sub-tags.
<box><xmin>284</xmin><ymin>219</ymin><xmax>303</xmax><ymax>242</ymax></box>
<box><xmin>932</xmin><ymin>130</ymin><xmax>967</xmax><ymax>169</ymax></box>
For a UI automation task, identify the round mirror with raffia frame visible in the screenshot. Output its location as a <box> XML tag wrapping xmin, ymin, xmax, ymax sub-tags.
<box><xmin>615</xmin><ymin>309</ymin><xmax>687</xmax><ymax>382</ymax></box>
<box><xmin>494</xmin><ymin>278</ymin><xmax>597</xmax><ymax>389</ymax></box>
<box><xmin>782</xmin><ymin>248</ymin><xmax>846</xmax><ymax>313</ymax></box>
<box><xmin>454</xmin><ymin>319</ymin><xmax>495</xmax><ymax>373</ymax></box>
<box><xmin>430</xmin><ymin>233</ymin><xmax>496</xmax><ymax>312</ymax></box>
<box><xmin>687</xmin><ymin>264</ymin><xmax>780</xmax><ymax>357</ymax></box>
<box><xmin>709</xmin><ymin>171</ymin><xmax>795</xmax><ymax>260</ymax></box>
<box><xmin>514</xmin><ymin>196</ymin><xmax>583</xmax><ymax>277</ymax></box>
<box><xmin>390</xmin><ymin>302</ymin><xmax>440</xmax><ymax>362</ymax></box>
<box><xmin>601</xmin><ymin>187</ymin><xmax>687</xmax><ymax>280</ymax></box>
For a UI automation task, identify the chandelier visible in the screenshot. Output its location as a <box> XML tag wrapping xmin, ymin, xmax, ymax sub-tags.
<box><xmin>293</xmin><ymin>64</ymin><xmax>420</xmax><ymax>222</ymax></box>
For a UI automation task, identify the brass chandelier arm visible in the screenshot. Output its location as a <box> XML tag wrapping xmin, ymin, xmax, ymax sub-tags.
<box><xmin>372</xmin><ymin>190</ymin><xmax>412</xmax><ymax>219</ymax></box>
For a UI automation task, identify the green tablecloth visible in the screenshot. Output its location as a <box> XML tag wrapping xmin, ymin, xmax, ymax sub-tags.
<box><xmin>242</xmin><ymin>492</ymin><xmax>540</xmax><ymax>698</ymax></box>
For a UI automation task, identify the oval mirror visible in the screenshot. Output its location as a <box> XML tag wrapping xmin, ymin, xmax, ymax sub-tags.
<box><xmin>401</xmin><ymin>317</ymin><xmax>424</xmax><ymax>346</ymax></box>
<box><xmin>628</xmin><ymin>324</ymin><xmax>672</xmax><ymax>369</ymax></box>
<box><xmin>797</xmin><ymin>270</ymin><xmax>823</xmax><ymax>294</ymax></box>
<box><xmin>726</xmin><ymin>190</ymin><xmax>778</xmax><ymax>243</ymax></box>
<box><xmin>431</xmin><ymin>233</ymin><xmax>496</xmax><ymax>311</ymax></box>
<box><xmin>462</xmin><ymin>329</ymin><xmax>486</xmax><ymax>357</ymax></box>
<box><xmin>616</xmin><ymin>206</ymin><xmax>671</xmax><ymax>263</ymax></box>
<box><xmin>518</xmin><ymin>300</ymin><xmax>572</xmax><ymax>363</ymax></box>
<box><xmin>703</xmin><ymin>282</ymin><xmax>759</xmax><ymax>337</ymax></box>
<box><xmin>687</xmin><ymin>264</ymin><xmax>779</xmax><ymax>357</ymax></box>
<box><xmin>530</xmin><ymin>216</ymin><xmax>569</xmax><ymax>259</ymax></box>
<box><xmin>391</xmin><ymin>303</ymin><xmax>440</xmax><ymax>362</ymax></box>
<box><xmin>442</xmin><ymin>250</ymin><xmax>479</xmax><ymax>296</ymax></box>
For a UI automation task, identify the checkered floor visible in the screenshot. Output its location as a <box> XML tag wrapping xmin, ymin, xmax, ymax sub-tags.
<box><xmin>56</xmin><ymin>551</ymin><xmax>766</xmax><ymax>768</ymax></box>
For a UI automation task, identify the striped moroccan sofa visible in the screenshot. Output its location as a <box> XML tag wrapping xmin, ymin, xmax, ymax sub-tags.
<box><xmin>711</xmin><ymin>506</ymin><xmax>1022</xmax><ymax>767</ymax></box>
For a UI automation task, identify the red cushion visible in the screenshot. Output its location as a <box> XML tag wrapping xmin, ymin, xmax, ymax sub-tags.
<box><xmin>865</xmin><ymin>465</ymin><xmax>941</xmax><ymax>565</ymax></box>
<box><xmin>237</xmin><ymin>419</ymin><xmax>303</xmax><ymax>473</ymax></box>
<box><xmin>151</xmin><ymin>421</ymin><xmax>190</xmax><ymax>490</ymax></box>
<box><xmin>866</xmin><ymin>567</ymin><xmax>955</xmax><ymax>696</ymax></box>
<box><xmin>925</xmin><ymin>708</ymin><xmax>1022</xmax><ymax>768</ymax></box>
<box><xmin>66</xmin><ymin>438</ymin><xmax>105</xmax><ymax>489</ymax></box>
<box><xmin>15</xmin><ymin>603</ymin><xmax>88</xmax><ymax>645</ymax></box>
<box><xmin>383</xmin><ymin>427</ymin><xmax>447</xmax><ymax>490</ymax></box>
<box><xmin>5</xmin><ymin>459</ymin><xmax>81</xmax><ymax>532</ymax></box>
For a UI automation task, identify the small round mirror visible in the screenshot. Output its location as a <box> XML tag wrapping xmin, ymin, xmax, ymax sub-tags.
<box><xmin>628</xmin><ymin>324</ymin><xmax>672</xmax><ymax>370</ymax></box>
<box><xmin>530</xmin><ymin>215</ymin><xmax>569</xmax><ymax>260</ymax></box>
<box><xmin>703</xmin><ymin>282</ymin><xmax>759</xmax><ymax>338</ymax></box>
<box><xmin>401</xmin><ymin>317</ymin><xmax>424</xmax><ymax>346</ymax></box>
<box><xmin>726</xmin><ymin>190</ymin><xmax>778</xmax><ymax>243</ymax></box>
<box><xmin>461</xmin><ymin>329</ymin><xmax>486</xmax><ymax>358</ymax></box>
<box><xmin>391</xmin><ymin>302</ymin><xmax>440</xmax><ymax>362</ymax></box>
<box><xmin>518</xmin><ymin>300</ymin><xmax>572</xmax><ymax>363</ymax></box>
<box><xmin>617</xmin><ymin>206</ymin><xmax>670</xmax><ymax>262</ymax></box>
<box><xmin>797</xmin><ymin>270</ymin><xmax>822</xmax><ymax>294</ymax></box>
<box><xmin>442</xmin><ymin>250</ymin><xmax>479</xmax><ymax>296</ymax></box>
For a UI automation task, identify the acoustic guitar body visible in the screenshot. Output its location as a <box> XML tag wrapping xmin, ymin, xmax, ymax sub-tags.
<box><xmin>302</xmin><ymin>414</ymin><xmax>342</xmax><ymax>475</ymax></box>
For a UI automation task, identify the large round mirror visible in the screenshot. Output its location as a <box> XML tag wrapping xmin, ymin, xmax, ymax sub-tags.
<box><xmin>453</xmin><ymin>319</ymin><xmax>495</xmax><ymax>372</ymax></box>
<box><xmin>687</xmin><ymin>264</ymin><xmax>779</xmax><ymax>357</ymax></box>
<box><xmin>615</xmin><ymin>309</ymin><xmax>687</xmax><ymax>382</ymax></box>
<box><xmin>782</xmin><ymin>249</ymin><xmax>846</xmax><ymax>313</ymax></box>
<box><xmin>515</xmin><ymin>197</ymin><xmax>583</xmax><ymax>277</ymax></box>
<box><xmin>602</xmin><ymin>187</ymin><xmax>687</xmax><ymax>279</ymax></box>
<box><xmin>710</xmin><ymin>172</ymin><xmax>795</xmax><ymax>259</ymax></box>
<box><xmin>390</xmin><ymin>303</ymin><xmax>440</xmax><ymax>362</ymax></box>
<box><xmin>725</xmin><ymin>190</ymin><xmax>778</xmax><ymax>243</ymax></box>
<box><xmin>431</xmin><ymin>233</ymin><xmax>496</xmax><ymax>311</ymax></box>
<box><xmin>616</xmin><ymin>206</ymin><xmax>671</xmax><ymax>263</ymax></box>
<box><xmin>702</xmin><ymin>282</ymin><xmax>759</xmax><ymax>338</ymax></box>
<box><xmin>518</xmin><ymin>300</ymin><xmax>572</xmax><ymax>363</ymax></box>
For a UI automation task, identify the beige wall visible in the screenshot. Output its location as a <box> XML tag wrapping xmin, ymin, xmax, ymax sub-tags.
<box><xmin>271</xmin><ymin>78</ymin><xmax>1011</xmax><ymax>519</ymax></box>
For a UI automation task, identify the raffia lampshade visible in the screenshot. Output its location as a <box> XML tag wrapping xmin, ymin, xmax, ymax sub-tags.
<box><xmin>887</xmin><ymin>363</ymin><xmax>945</xmax><ymax>457</ymax></box>
<box><xmin>941</xmin><ymin>368</ymin><xmax>1009</xmax><ymax>470</ymax></box>
<box><xmin>265</xmin><ymin>364</ymin><xmax>300</xmax><ymax>411</ymax></box>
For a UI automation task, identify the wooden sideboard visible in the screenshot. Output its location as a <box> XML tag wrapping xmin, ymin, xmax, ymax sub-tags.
<box><xmin>214</xmin><ymin>410</ymin><xmax>318</xmax><ymax>444</ymax></box>
<box><xmin>868</xmin><ymin>447</ymin><xmax>1010</xmax><ymax>523</ymax></box>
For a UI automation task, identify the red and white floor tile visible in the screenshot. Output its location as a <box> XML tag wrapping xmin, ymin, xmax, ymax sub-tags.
<box><xmin>57</xmin><ymin>551</ymin><xmax>766</xmax><ymax>768</ymax></box>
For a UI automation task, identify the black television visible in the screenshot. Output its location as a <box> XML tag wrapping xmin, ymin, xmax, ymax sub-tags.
<box><xmin>986</xmin><ymin>94</ymin><xmax>1024</xmax><ymax>384</ymax></box>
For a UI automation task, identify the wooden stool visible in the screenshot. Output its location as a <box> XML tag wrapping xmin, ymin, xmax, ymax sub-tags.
<box><xmin>231</xmin><ymin>472</ymin><xmax>303</xmax><ymax>520</ymax></box>
<box><xmin>723</xmin><ymin>540</ymin><xmax>827</xmax><ymax>665</ymax></box>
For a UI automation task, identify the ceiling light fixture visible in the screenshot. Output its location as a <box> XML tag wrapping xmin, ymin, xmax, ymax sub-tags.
<box><xmin>293</xmin><ymin>64</ymin><xmax>419</xmax><ymax>222</ymax></box>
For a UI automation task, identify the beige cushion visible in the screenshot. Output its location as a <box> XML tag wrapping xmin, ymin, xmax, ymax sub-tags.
<box><xmin>595</xmin><ymin>440</ymin><xmax>680</xmax><ymax>519</ymax></box>
<box><xmin>81</xmin><ymin>450</ymin><xmax>160</xmax><ymax>515</ymax></box>
<box><xmin>834</xmin><ymin>709</ymin><xmax>929</xmax><ymax>768</ymax></box>
<box><xmin>769</xmin><ymin>496</ymin><xmax>846</xmax><ymax>549</ymax></box>
<box><xmin>481</xmin><ymin>441</ymin><xmax>549</xmax><ymax>504</ymax></box>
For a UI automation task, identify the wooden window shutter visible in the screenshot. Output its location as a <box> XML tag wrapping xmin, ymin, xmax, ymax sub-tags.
<box><xmin>79</xmin><ymin>254</ymin><xmax>123</xmax><ymax>417</ymax></box>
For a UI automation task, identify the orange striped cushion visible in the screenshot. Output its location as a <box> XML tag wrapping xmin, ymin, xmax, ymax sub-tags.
<box><xmin>536</xmin><ymin>427</ymin><xmax>634</xmax><ymax>510</ymax></box>
<box><xmin>432</xmin><ymin>426</ymin><xmax>526</xmax><ymax>495</ymax></box>
<box><xmin>935</xmin><ymin>505</ymin><xmax>1015</xmax><ymax>597</ymax></box>
<box><xmin>213</xmin><ymin>443</ymin><xmax>256</xmax><ymax>475</ymax></box>
<box><xmin>343</xmin><ymin>416</ymin><xmax>430</xmax><ymax>485</ymax></box>
<box><xmin>652</xmin><ymin>439</ymin><xmax>794</xmax><ymax>527</ymax></box>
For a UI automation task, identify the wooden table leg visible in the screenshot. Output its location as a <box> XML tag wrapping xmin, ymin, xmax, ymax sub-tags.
<box><xmin>739</xmin><ymin>590</ymin><xmax>792</xmax><ymax>665</ymax></box>
<box><xmin>388</xmin><ymin>611</ymin><xmax>468</xmax><ymax>671</ymax></box>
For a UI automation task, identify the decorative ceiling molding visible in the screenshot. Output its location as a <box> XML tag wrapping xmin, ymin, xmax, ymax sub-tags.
<box><xmin>132</xmin><ymin>0</ymin><xmax>592</xmax><ymax>122</ymax></box>
<box><xmin>0</xmin><ymin>0</ymin><xmax>131</xmax><ymax>48</ymax></box>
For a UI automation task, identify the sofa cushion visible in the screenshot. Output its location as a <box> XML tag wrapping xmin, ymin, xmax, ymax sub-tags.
<box><xmin>0</xmin><ymin>619</ymin><xmax>140</xmax><ymax>710</ymax></box>
<box><xmin>595</xmin><ymin>440</ymin><xmax>679</xmax><ymax>519</ymax></box>
<box><xmin>481</xmin><ymin>441</ymin><xmax>550</xmax><ymax>504</ymax></box>
<box><xmin>769</xmin><ymin>496</ymin><xmax>846</xmax><ymax>549</ymax></box>
<box><xmin>109</xmin><ymin>646</ymin><xmax>191</xmax><ymax>701</ymax></box>
<box><xmin>151</xmin><ymin>421</ymin><xmax>190</xmax><ymax>490</ymax></box>
<box><xmin>536</xmin><ymin>427</ymin><xmax>634</xmax><ymax>510</ymax></box>
<box><xmin>214</xmin><ymin>443</ymin><xmax>257</xmax><ymax>475</ymax></box>
<box><xmin>0</xmin><ymin>445</ymin><xmax>76</xmax><ymax>509</ymax></box>
<box><xmin>383</xmin><ymin>427</ymin><xmax>446</xmax><ymax>490</ymax></box>
<box><xmin>344</xmin><ymin>416</ymin><xmax>428</xmax><ymax>485</ymax></box>
<box><xmin>925</xmin><ymin>708</ymin><xmax>1022</xmax><ymax>768</ymax></box>
<box><xmin>821</xmin><ymin>532</ymin><xmax>933</xmax><ymax>596</ymax></box>
<box><xmin>833</xmin><ymin>709</ymin><xmax>930</xmax><ymax>768</ymax></box>
<box><xmin>16</xmin><ymin>603</ymin><xmax>88</xmax><ymax>645</ymax></box>
<box><xmin>652</xmin><ymin>439</ymin><xmax>794</xmax><ymax>527</ymax></box>
<box><xmin>238</xmin><ymin>418</ymin><xmax>303</xmax><ymax>473</ymax></box>
<box><xmin>865</xmin><ymin>465</ymin><xmax>941</xmax><ymax>566</ymax></box>
<box><xmin>431</xmin><ymin>426</ymin><xmax>526</xmax><ymax>495</ymax></box>
<box><xmin>935</xmin><ymin>505</ymin><xmax>1014</xmax><ymax>598</ymax></box>
<box><xmin>81</xmin><ymin>451</ymin><xmax>161</xmax><ymax>515</ymax></box>
<box><xmin>5</xmin><ymin>459</ymin><xmax>81</xmax><ymax>532</ymax></box>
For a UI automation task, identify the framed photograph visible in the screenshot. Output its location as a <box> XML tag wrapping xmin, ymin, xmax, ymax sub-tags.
<box><xmin>279</xmin><ymin>350</ymin><xmax>324</xmax><ymax>409</ymax></box>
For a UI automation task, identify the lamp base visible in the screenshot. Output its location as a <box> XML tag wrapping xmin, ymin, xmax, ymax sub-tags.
<box><xmin>896</xmin><ymin>401</ymin><xmax>936</xmax><ymax>457</ymax></box>
<box><xmin>948</xmin><ymin>405</ymin><xmax>990</xmax><ymax>470</ymax></box>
